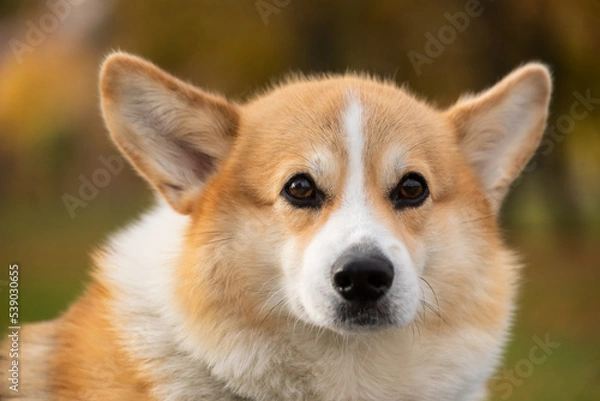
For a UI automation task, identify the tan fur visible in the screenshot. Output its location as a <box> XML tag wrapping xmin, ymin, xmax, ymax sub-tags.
<box><xmin>1</xmin><ymin>53</ymin><xmax>551</xmax><ymax>400</ymax></box>
<box><xmin>1</xmin><ymin>321</ymin><xmax>58</xmax><ymax>399</ymax></box>
<box><xmin>1</xmin><ymin>281</ymin><xmax>155</xmax><ymax>400</ymax></box>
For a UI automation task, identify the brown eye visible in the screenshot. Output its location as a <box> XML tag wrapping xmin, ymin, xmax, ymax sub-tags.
<box><xmin>282</xmin><ymin>174</ymin><xmax>323</xmax><ymax>209</ymax></box>
<box><xmin>390</xmin><ymin>172</ymin><xmax>429</xmax><ymax>209</ymax></box>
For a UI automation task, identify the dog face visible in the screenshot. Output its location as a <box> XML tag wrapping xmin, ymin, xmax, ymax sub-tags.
<box><xmin>231</xmin><ymin>84</ymin><xmax>455</xmax><ymax>331</ymax></box>
<box><xmin>100</xmin><ymin>54</ymin><xmax>551</xmax><ymax>335</ymax></box>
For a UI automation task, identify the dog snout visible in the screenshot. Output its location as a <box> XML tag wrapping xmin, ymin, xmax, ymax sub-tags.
<box><xmin>332</xmin><ymin>253</ymin><xmax>394</xmax><ymax>303</ymax></box>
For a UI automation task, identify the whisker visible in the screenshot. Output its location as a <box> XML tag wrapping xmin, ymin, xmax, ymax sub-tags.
<box><xmin>256</xmin><ymin>288</ymin><xmax>288</xmax><ymax>331</ymax></box>
<box><xmin>419</xmin><ymin>276</ymin><xmax>450</xmax><ymax>329</ymax></box>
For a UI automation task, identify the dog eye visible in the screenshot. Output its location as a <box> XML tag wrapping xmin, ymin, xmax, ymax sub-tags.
<box><xmin>282</xmin><ymin>174</ymin><xmax>323</xmax><ymax>208</ymax></box>
<box><xmin>390</xmin><ymin>172</ymin><xmax>429</xmax><ymax>208</ymax></box>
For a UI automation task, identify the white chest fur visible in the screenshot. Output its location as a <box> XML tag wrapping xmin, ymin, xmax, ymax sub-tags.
<box><xmin>102</xmin><ymin>204</ymin><xmax>500</xmax><ymax>401</ymax></box>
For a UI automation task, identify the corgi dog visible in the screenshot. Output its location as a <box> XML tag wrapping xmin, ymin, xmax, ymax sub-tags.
<box><xmin>1</xmin><ymin>53</ymin><xmax>551</xmax><ymax>401</ymax></box>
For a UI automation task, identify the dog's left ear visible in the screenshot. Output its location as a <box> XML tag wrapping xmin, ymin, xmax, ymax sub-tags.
<box><xmin>445</xmin><ymin>63</ymin><xmax>552</xmax><ymax>212</ymax></box>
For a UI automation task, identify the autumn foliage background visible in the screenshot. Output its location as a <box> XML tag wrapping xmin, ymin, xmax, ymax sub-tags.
<box><xmin>0</xmin><ymin>1</ymin><xmax>599</xmax><ymax>400</ymax></box>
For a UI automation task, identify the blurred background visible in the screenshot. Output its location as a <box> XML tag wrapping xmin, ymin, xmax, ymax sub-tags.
<box><xmin>0</xmin><ymin>1</ymin><xmax>598</xmax><ymax>399</ymax></box>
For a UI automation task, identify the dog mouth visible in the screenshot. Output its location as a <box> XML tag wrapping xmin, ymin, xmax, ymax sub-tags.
<box><xmin>333</xmin><ymin>300</ymin><xmax>395</xmax><ymax>329</ymax></box>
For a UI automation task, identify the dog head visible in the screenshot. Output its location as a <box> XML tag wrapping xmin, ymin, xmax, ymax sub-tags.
<box><xmin>100</xmin><ymin>53</ymin><xmax>551</xmax><ymax>334</ymax></box>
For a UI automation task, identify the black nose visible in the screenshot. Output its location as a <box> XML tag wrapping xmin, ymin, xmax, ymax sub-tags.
<box><xmin>332</xmin><ymin>255</ymin><xmax>394</xmax><ymax>303</ymax></box>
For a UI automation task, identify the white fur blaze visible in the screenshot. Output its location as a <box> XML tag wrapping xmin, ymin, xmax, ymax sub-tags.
<box><xmin>295</xmin><ymin>94</ymin><xmax>420</xmax><ymax>329</ymax></box>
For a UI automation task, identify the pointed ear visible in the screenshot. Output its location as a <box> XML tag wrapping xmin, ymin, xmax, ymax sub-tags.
<box><xmin>445</xmin><ymin>63</ymin><xmax>552</xmax><ymax>212</ymax></box>
<box><xmin>99</xmin><ymin>52</ymin><xmax>239</xmax><ymax>214</ymax></box>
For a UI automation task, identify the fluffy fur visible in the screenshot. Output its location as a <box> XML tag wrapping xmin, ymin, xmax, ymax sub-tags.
<box><xmin>1</xmin><ymin>53</ymin><xmax>551</xmax><ymax>400</ymax></box>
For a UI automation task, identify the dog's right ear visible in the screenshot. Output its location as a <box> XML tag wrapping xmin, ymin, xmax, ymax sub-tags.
<box><xmin>100</xmin><ymin>52</ymin><xmax>239</xmax><ymax>214</ymax></box>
